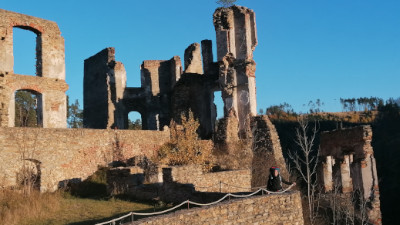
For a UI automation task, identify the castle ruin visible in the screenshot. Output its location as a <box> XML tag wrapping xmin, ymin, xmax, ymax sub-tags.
<box><xmin>319</xmin><ymin>125</ymin><xmax>382</xmax><ymax>225</ymax></box>
<box><xmin>0</xmin><ymin>4</ymin><xmax>288</xmax><ymax>195</ymax></box>
<box><xmin>0</xmin><ymin>9</ymin><xmax>67</xmax><ymax>128</ymax></box>
<box><xmin>83</xmin><ymin>6</ymin><xmax>257</xmax><ymax>140</ymax></box>
<box><xmin>0</xmin><ymin>5</ymin><xmax>383</xmax><ymax>225</ymax></box>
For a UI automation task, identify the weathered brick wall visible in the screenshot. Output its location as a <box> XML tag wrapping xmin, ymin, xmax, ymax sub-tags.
<box><xmin>131</xmin><ymin>191</ymin><xmax>304</xmax><ymax>225</ymax></box>
<box><xmin>0</xmin><ymin>9</ymin><xmax>67</xmax><ymax>128</ymax></box>
<box><xmin>0</xmin><ymin>127</ymin><xmax>169</xmax><ymax>192</ymax></box>
<box><xmin>0</xmin><ymin>9</ymin><xmax>65</xmax><ymax>78</ymax></box>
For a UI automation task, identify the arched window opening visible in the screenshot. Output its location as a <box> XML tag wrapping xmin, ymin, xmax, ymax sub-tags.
<box><xmin>13</xmin><ymin>27</ymin><xmax>41</xmax><ymax>76</ymax></box>
<box><xmin>128</xmin><ymin>111</ymin><xmax>142</xmax><ymax>130</ymax></box>
<box><xmin>14</xmin><ymin>90</ymin><xmax>43</xmax><ymax>127</ymax></box>
<box><xmin>214</xmin><ymin>91</ymin><xmax>224</xmax><ymax>119</ymax></box>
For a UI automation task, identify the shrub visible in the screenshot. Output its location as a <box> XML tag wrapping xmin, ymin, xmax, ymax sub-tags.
<box><xmin>69</xmin><ymin>166</ymin><xmax>109</xmax><ymax>198</ymax></box>
<box><xmin>155</xmin><ymin>110</ymin><xmax>213</xmax><ymax>171</ymax></box>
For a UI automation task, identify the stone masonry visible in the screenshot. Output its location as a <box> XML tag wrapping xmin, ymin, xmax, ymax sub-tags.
<box><xmin>214</xmin><ymin>6</ymin><xmax>257</xmax><ymax>136</ymax></box>
<box><xmin>0</xmin><ymin>127</ymin><xmax>169</xmax><ymax>192</ymax></box>
<box><xmin>319</xmin><ymin>125</ymin><xmax>382</xmax><ymax>225</ymax></box>
<box><xmin>163</xmin><ymin>165</ymin><xmax>252</xmax><ymax>193</ymax></box>
<box><xmin>0</xmin><ymin>5</ymin><xmax>291</xmax><ymax>195</ymax></box>
<box><xmin>0</xmin><ymin>9</ymin><xmax>67</xmax><ymax>128</ymax></box>
<box><xmin>83</xmin><ymin>5</ymin><xmax>258</xmax><ymax>140</ymax></box>
<box><xmin>84</xmin><ymin>47</ymin><xmax>181</xmax><ymax>130</ymax></box>
<box><xmin>0</xmin><ymin>6</ymin><xmax>299</xmax><ymax>223</ymax></box>
<box><xmin>130</xmin><ymin>191</ymin><xmax>304</xmax><ymax>225</ymax></box>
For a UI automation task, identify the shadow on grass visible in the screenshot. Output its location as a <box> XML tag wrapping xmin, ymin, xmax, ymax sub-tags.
<box><xmin>67</xmin><ymin>204</ymin><xmax>181</xmax><ymax>225</ymax></box>
<box><xmin>69</xmin><ymin>190</ymin><xmax>270</xmax><ymax>225</ymax></box>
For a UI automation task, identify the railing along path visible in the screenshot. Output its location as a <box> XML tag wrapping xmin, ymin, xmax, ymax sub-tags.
<box><xmin>96</xmin><ymin>183</ymin><xmax>295</xmax><ymax>225</ymax></box>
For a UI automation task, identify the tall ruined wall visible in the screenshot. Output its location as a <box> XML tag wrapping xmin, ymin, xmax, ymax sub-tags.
<box><xmin>171</xmin><ymin>73</ymin><xmax>218</xmax><ymax>138</ymax></box>
<box><xmin>319</xmin><ymin>125</ymin><xmax>381</xmax><ymax>225</ymax></box>
<box><xmin>250</xmin><ymin>115</ymin><xmax>289</xmax><ymax>187</ymax></box>
<box><xmin>83</xmin><ymin>47</ymin><xmax>126</xmax><ymax>129</ymax></box>
<box><xmin>139</xmin><ymin>57</ymin><xmax>182</xmax><ymax>130</ymax></box>
<box><xmin>132</xmin><ymin>191</ymin><xmax>304</xmax><ymax>225</ymax></box>
<box><xmin>0</xmin><ymin>127</ymin><xmax>169</xmax><ymax>192</ymax></box>
<box><xmin>214</xmin><ymin>6</ymin><xmax>258</xmax><ymax>135</ymax></box>
<box><xmin>214</xmin><ymin>114</ymin><xmax>290</xmax><ymax>188</ymax></box>
<box><xmin>0</xmin><ymin>9</ymin><xmax>67</xmax><ymax>128</ymax></box>
<box><xmin>0</xmin><ymin>9</ymin><xmax>65</xmax><ymax>78</ymax></box>
<box><xmin>84</xmin><ymin>47</ymin><xmax>182</xmax><ymax>130</ymax></box>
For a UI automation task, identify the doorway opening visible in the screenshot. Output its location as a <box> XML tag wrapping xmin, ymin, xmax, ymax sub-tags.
<box><xmin>128</xmin><ymin>111</ymin><xmax>142</xmax><ymax>130</ymax></box>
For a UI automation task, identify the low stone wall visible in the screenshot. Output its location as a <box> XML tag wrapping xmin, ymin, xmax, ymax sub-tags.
<box><xmin>0</xmin><ymin>127</ymin><xmax>169</xmax><ymax>191</ymax></box>
<box><xmin>164</xmin><ymin>165</ymin><xmax>252</xmax><ymax>193</ymax></box>
<box><xmin>106</xmin><ymin>167</ymin><xmax>145</xmax><ymax>195</ymax></box>
<box><xmin>131</xmin><ymin>191</ymin><xmax>304</xmax><ymax>225</ymax></box>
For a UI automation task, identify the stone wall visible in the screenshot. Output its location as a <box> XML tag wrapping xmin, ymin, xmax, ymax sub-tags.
<box><xmin>84</xmin><ymin>47</ymin><xmax>182</xmax><ymax>131</ymax></box>
<box><xmin>171</xmin><ymin>72</ymin><xmax>218</xmax><ymax>138</ymax></box>
<box><xmin>250</xmin><ymin>115</ymin><xmax>289</xmax><ymax>187</ymax></box>
<box><xmin>83</xmin><ymin>5</ymin><xmax>258</xmax><ymax>139</ymax></box>
<box><xmin>163</xmin><ymin>165</ymin><xmax>252</xmax><ymax>193</ymax></box>
<box><xmin>83</xmin><ymin>47</ymin><xmax>126</xmax><ymax>129</ymax></box>
<box><xmin>214</xmin><ymin>114</ymin><xmax>290</xmax><ymax>188</ymax></box>
<box><xmin>131</xmin><ymin>191</ymin><xmax>304</xmax><ymax>225</ymax></box>
<box><xmin>0</xmin><ymin>9</ymin><xmax>67</xmax><ymax>128</ymax></box>
<box><xmin>214</xmin><ymin>6</ymin><xmax>258</xmax><ymax>135</ymax></box>
<box><xmin>319</xmin><ymin>125</ymin><xmax>382</xmax><ymax>225</ymax></box>
<box><xmin>0</xmin><ymin>127</ymin><xmax>169</xmax><ymax>192</ymax></box>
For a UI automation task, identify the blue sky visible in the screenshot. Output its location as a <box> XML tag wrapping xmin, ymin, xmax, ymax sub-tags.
<box><xmin>5</xmin><ymin>0</ymin><xmax>400</xmax><ymax>117</ymax></box>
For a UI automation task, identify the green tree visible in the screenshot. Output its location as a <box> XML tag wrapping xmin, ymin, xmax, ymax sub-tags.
<box><xmin>67</xmin><ymin>97</ymin><xmax>83</xmax><ymax>128</ymax></box>
<box><xmin>267</xmin><ymin>102</ymin><xmax>296</xmax><ymax>119</ymax></box>
<box><xmin>15</xmin><ymin>90</ymin><xmax>38</xmax><ymax>127</ymax></box>
<box><xmin>128</xmin><ymin>118</ymin><xmax>142</xmax><ymax>130</ymax></box>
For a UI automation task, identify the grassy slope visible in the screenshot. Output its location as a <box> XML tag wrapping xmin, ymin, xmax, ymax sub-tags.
<box><xmin>0</xmin><ymin>190</ymin><xmax>155</xmax><ymax>225</ymax></box>
<box><xmin>25</xmin><ymin>197</ymin><xmax>154</xmax><ymax>225</ymax></box>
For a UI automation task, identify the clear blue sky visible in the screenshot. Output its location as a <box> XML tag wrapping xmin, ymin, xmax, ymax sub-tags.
<box><xmin>4</xmin><ymin>0</ymin><xmax>400</xmax><ymax>117</ymax></box>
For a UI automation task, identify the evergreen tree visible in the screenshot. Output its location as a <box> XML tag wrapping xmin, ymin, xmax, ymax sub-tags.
<box><xmin>15</xmin><ymin>90</ymin><xmax>38</xmax><ymax>127</ymax></box>
<box><xmin>67</xmin><ymin>97</ymin><xmax>83</xmax><ymax>128</ymax></box>
<box><xmin>128</xmin><ymin>118</ymin><xmax>142</xmax><ymax>130</ymax></box>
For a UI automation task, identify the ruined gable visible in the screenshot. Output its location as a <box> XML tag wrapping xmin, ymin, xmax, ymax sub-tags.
<box><xmin>0</xmin><ymin>9</ymin><xmax>67</xmax><ymax>128</ymax></box>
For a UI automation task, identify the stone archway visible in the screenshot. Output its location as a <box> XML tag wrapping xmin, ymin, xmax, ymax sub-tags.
<box><xmin>0</xmin><ymin>9</ymin><xmax>68</xmax><ymax>128</ymax></box>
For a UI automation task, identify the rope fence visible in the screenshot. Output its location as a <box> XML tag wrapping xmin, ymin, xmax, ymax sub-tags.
<box><xmin>96</xmin><ymin>183</ymin><xmax>295</xmax><ymax>225</ymax></box>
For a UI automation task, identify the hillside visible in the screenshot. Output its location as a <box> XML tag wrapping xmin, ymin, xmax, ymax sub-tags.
<box><xmin>269</xmin><ymin>105</ymin><xmax>400</xmax><ymax>225</ymax></box>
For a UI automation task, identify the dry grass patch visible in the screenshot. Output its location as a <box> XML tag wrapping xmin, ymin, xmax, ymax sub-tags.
<box><xmin>0</xmin><ymin>188</ymin><xmax>61</xmax><ymax>225</ymax></box>
<box><xmin>0</xmin><ymin>189</ymin><xmax>154</xmax><ymax>225</ymax></box>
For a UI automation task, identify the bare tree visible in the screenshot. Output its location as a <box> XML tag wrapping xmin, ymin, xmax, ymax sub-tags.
<box><xmin>288</xmin><ymin>117</ymin><xmax>319</xmax><ymax>224</ymax></box>
<box><xmin>323</xmin><ymin>185</ymin><xmax>370</xmax><ymax>225</ymax></box>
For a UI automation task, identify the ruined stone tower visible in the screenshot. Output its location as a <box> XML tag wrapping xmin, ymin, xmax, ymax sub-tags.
<box><xmin>0</xmin><ymin>9</ymin><xmax>68</xmax><ymax>128</ymax></box>
<box><xmin>83</xmin><ymin>5</ymin><xmax>258</xmax><ymax>139</ymax></box>
<box><xmin>214</xmin><ymin>6</ymin><xmax>258</xmax><ymax>136</ymax></box>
